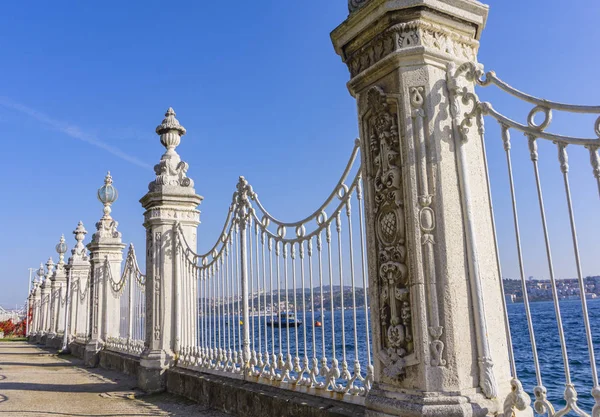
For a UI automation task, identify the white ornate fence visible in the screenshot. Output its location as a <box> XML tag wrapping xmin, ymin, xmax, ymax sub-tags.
<box><xmin>23</xmin><ymin>6</ymin><xmax>600</xmax><ymax>411</ymax></box>
<box><xmin>71</xmin><ymin>269</ymin><xmax>91</xmax><ymax>343</ymax></box>
<box><xmin>174</xmin><ymin>142</ymin><xmax>373</xmax><ymax>400</ymax></box>
<box><xmin>449</xmin><ymin>62</ymin><xmax>600</xmax><ymax>416</ymax></box>
<box><xmin>106</xmin><ymin>245</ymin><xmax>146</xmax><ymax>356</ymax></box>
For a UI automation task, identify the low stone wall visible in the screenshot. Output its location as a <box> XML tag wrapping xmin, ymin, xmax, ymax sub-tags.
<box><xmin>45</xmin><ymin>335</ymin><xmax>63</xmax><ymax>349</ymax></box>
<box><xmin>166</xmin><ymin>367</ymin><xmax>365</xmax><ymax>417</ymax></box>
<box><xmin>99</xmin><ymin>349</ymin><xmax>140</xmax><ymax>377</ymax></box>
<box><xmin>69</xmin><ymin>341</ymin><xmax>86</xmax><ymax>359</ymax></box>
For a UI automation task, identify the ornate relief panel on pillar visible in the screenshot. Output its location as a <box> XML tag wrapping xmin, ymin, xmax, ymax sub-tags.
<box><xmin>361</xmin><ymin>86</ymin><xmax>415</xmax><ymax>381</ymax></box>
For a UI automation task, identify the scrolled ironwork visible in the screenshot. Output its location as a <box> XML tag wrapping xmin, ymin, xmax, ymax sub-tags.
<box><xmin>174</xmin><ymin>142</ymin><xmax>372</xmax><ymax>399</ymax></box>
<box><xmin>452</xmin><ymin>62</ymin><xmax>600</xmax><ymax>416</ymax></box>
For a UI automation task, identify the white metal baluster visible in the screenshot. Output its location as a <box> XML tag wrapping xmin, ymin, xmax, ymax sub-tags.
<box><xmin>198</xmin><ymin>266</ymin><xmax>203</xmax><ymax>365</ymax></box>
<box><xmin>220</xmin><ymin>255</ymin><xmax>225</xmax><ymax>369</ymax></box>
<box><xmin>326</xmin><ymin>222</ymin><xmax>339</xmax><ymax>388</ymax></box>
<box><xmin>524</xmin><ymin>133</ymin><xmax>578</xmax><ymax>415</ymax></box>
<box><xmin>284</xmin><ymin>242</ymin><xmax>292</xmax><ymax>380</ymax></box>
<box><xmin>291</xmin><ymin>243</ymin><xmax>300</xmax><ymax>380</ymax></box>
<box><xmin>480</xmin><ymin>124</ymin><xmax>521</xmax><ymax>414</ymax></box>
<box><xmin>557</xmin><ymin>142</ymin><xmax>599</xmax><ymax>414</ymax></box>
<box><xmin>212</xmin><ymin>263</ymin><xmax>217</xmax><ymax>367</ymax></box>
<box><xmin>276</xmin><ymin>240</ymin><xmax>283</xmax><ymax>377</ymax></box>
<box><xmin>345</xmin><ymin>195</ymin><xmax>361</xmax><ymax>393</ymax></box>
<box><xmin>335</xmin><ymin>212</ymin><xmax>350</xmax><ymax>391</ymax></box>
<box><xmin>357</xmin><ymin>177</ymin><xmax>373</xmax><ymax>386</ymax></box>
<box><xmin>261</xmin><ymin>229</ymin><xmax>269</xmax><ymax>375</ymax></box>
<box><xmin>255</xmin><ymin>221</ymin><xmax>263</xmax><ymax>374</ymax></box>
<box><xmin>317</xmin><ymin>232</ymin><xmax>328</xmax><ymax>386</ymax></box>
<box><xmin>269</xmin><ymin>236</ymin><xmax>277</xmax><ymax>378</ymax></box>
<box><xmin>308</xmin><ymin>237</ymin><xmax>319</xmax><ymax>386</ymax></box>
<box><xmin>194</xmin><ymin>263</ymin><xmax>200</xmax><ymax>364</ymax></box>
<box><xmin>299</xmin><ymin>240</ymin><xmax>309</xmax><ymax>385</ymax></box>
<box><xmin>127</xmin><ymin>272</ymin><xmax>133</xmax><ymax>348</ymax></box>
<box><xmin>501</xmin><ymin>126</ymin><xmax>546</xmax><ymax>407</ymax></box>
<box><xmin>179</xmin><ymin>248</ymin><xmax>185</xmax><ymax>360</ymax></box>
<box><xmin>202</xmin><ymin>266</ymin><xmax>207</xmax><ymax>366</ymax></box>
<box><xmin>236</xmin><ymin>226</ymin><xmax>243</xmax><ymax>372</ymax></box>
<box><xmin>228</xmin><ymin>233</ymin><xmax>234</xmax><ymax>370</ymax></box>
<box><xmin>188</xmin><ymin>256</ymin><xmax>194</xmax><ymax>361</ymax></box>
<box><xmin>233</xmin><ymin>230</ymin><xmax>239</xmax><ymax>371</ymax></box>
<box><xmin>249</xmin><ymin>220</ymin><xmax>256</xmax><ymax>371</ymax></box>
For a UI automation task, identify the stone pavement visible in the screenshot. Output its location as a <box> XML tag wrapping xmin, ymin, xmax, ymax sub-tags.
<box><xmin>0</xmin><ymin>341</ymin><xmax>232</xmax><ymax>417</ymax></box>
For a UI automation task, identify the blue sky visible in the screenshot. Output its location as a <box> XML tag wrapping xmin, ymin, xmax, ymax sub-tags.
<box><xmin>0</xmin><ymin>0</ymin><xmax>599</xmax><ymax>308</ymax></box>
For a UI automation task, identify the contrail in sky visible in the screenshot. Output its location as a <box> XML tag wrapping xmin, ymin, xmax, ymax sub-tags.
<box><xmin>0</xmin><ymin>97</ymin><xmax>151</xmax><ymax>169</ymax></box>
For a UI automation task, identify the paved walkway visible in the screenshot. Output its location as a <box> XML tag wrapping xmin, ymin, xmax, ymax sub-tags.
<box><xmin>0</xmin><ymin>341</ymin><xmax>231</xmax><ymax>417</ymax></box>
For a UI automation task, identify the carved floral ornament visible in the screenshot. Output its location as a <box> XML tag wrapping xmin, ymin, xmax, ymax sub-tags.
<box><xmin>346</xmin><ymin>21</ymin><xmax>477</xmax><ymax>77</ymax></box>
<box><xmin>364</xmin><ymin>86</ymin><xmax>413</xmax><ymax>379</ymax></box>
<box><xmin>149</xmin><ymin>108</ymin><xmax>194</xmax><ymax>192</ymax></box>
<box><xmin>348</xmin><ymin>0</ymin><xmax>370</xmax><ymax>13</ymax></box>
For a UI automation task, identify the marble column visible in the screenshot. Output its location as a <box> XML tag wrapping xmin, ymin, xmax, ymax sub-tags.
<box><xmin>138</xmin><ymin>108</ymin><xmax>202</xmax><ymax>393</ymax></box>
<box><xmin>332</xmin><ymin>1</ymin><xmax>528</xmax><ymax>416</ymax></box>
<box><xmin>85</xmin><ymin>173</ymin><xmax>126</xmax><ymax>367</ymax></box>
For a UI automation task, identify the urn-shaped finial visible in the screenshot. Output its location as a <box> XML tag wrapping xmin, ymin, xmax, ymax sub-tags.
<box><xmin>35</xmin><ymin>262</ymin><xmax>45</xmax><ymax>283</ymax></box>
<box><xmin>45</xmin><ymin>257</ymin><xmax>55</xmax><ymax>280</ymax></box>
<box><xmin>55</xmin><ymin>234</ymin><xmax>68</xmax><ymax>266</ymax></box>
<box><xmin>156</xmin><ymin>107</ymin><xmax>186</xmax><ymax>154</ymax></box>
<box><xmin>72</xmin><ymin>221</ymin><xmax>88</xmax><ymax>258</ymax></box>
<box><xmin>97</xmin><ymin>172</ymin><xmax>118</xmax><ymax>219</ymax></box>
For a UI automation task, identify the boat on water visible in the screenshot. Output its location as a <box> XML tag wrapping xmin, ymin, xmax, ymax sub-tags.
<box><xmin>267</xmin><ymin>312</ymin><xmax>302</xmax><ymax>328</ymax></box>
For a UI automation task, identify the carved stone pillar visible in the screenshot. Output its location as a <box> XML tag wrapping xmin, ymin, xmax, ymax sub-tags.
<box><xmin>50</xmin><ymin>235</ymin><xmax>69</xmax><ymax>343</ymax></box>
<box><xmin>30</xmin><ymin>279</ymin><xmax>41</xmax><ymax>338</ymax></box>
<box><xmin>332</xmin><ymin>1</ymin><xmax>523</xmax><ymax>416</ymax></box>
<box><xmin>39</xmin><ymin>258</ymin><xmax>54</xmax><ymax>343</ymax></box>
<box><xmin>138</xmin><ymin>108</ymin><xmax>202</xmax><ymax>392</ymax></box>
<box><xmin>85</xmin><ymin>173</ymin><xmax>126</xmax><ymax>367</ymax></box>
<box><xmin>66</xmin><ymin>222</ymin><xmax>91</xmax><ymax>349</ymax></box>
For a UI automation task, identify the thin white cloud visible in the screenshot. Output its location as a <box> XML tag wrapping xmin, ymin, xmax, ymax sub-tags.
<box><xmin>0</xmin><ymin>97</ymin><xmax>151</xmax><ymax>169</ymax></box>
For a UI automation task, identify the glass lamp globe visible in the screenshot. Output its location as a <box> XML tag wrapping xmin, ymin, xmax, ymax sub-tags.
<box><xmin>55</xmin><ymin>235</ymin><xmax>67</xmax><ymax>255</ymax></box>
<box><xmin>98</xmin><ymin>171</ymin><xmax>118</xmax><ymax>206</ymax></box>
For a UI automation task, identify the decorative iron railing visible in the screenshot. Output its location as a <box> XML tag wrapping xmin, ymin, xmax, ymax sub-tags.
<box><xmin>105</xmin><ymin>244</ymin><xmax>146</xmax><ymax>356</ymax></box>
<box><xmin>174</xmin><ymin>142</ymin><xmax>373</xmax><ymax>401</ymax></box>
<box><xmin>70</xmin><ymin>269</ymin><xmax>91</xmax><ymax>343</ymax></box>
<box><xmin>449</xmin><ymin>62</ymin><xmax>600</xmax><ymax>417</ymax></box>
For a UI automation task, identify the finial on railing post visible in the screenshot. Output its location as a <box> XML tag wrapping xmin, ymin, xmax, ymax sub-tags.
<box><xmin>156</xmin><ymin>107</ymin><xmax>186</xmax><ymax>156</ymax></box>
<box><xmin>93</xmin><ymin>173</ymin><xmax>121</xmax><ymax>242</ymax></box>
<box><xmin>36</xmin><ymin>263</ymin><xmax>45</xmax><ymax>284</ymax></box>
<box><xmin>149</xmin><ymin>108</ymin><xmax>194</xmax><ymax>192</ymax></box>
<box><xmin>45</xmin><ymin>257</ymin><xmax>55</xmax><ymax>279</ymax></box>
<box><xmin>56</xmin><ymin>235</ymin><xmax>68</xmax><ymax>267</ymax></box>
<box><xmin>72</xmin><ymin>221</ymin><xmax>88</xmax><ymax>260</ymax></box>
<box><xmin>98</xmin><ymin>171</ymin><xmax>118</xmax><ymax>220</ymax></box>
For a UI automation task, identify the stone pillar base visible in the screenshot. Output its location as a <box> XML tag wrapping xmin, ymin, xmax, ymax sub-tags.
<box><xmin>84</xmin><ymin>342</ymin><xmax>101</xmax><ymax>367</ymax></box>
<box><xmin>138</xmin><ymin>350</ymin><xmax>174</xmax><ymax>393</ymax></box>
<box><xmin>365</xmin><ymin>386</ymin><xmax>505</xmax><ymax>417</ymax></box>
<box><xmin>138</xmin><ymin>365</ymin><xmax>167</xmax><ymax>393</ymax></box>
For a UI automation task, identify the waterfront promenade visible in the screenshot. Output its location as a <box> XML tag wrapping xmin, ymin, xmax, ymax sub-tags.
<box><xmin>0</xmin><ymin>342</ymin><xmax>230</xmax><ymax>417</ymax></box>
